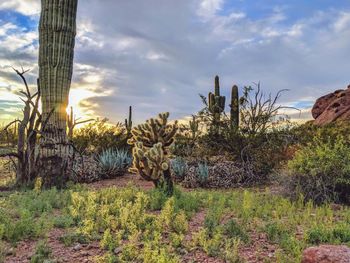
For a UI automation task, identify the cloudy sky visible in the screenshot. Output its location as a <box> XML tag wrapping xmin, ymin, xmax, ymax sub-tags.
<box><xmin>0</xmin><ymin>0</ymin><xmax>349</xmax><ymax>124</ymax></box>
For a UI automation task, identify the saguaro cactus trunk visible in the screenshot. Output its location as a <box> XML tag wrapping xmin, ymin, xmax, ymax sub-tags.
<box><xmin>38</xmin><ymin>0</ymin><xmax>78</xmax><ymax>187</ymax></box>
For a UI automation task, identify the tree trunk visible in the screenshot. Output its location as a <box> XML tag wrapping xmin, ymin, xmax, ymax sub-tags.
<box><xmin>38</xmin><ymin>0</ymin><xmax>78</xmax><ymax>188</ymax></box>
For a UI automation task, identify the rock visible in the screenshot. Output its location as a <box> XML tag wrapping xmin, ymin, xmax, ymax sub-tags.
<box><xmin>73</xmin><ymin>244</ymin><xmax>82</xmax><ymax>251</ymax></box>
<box><xmin>312</xmin><ymin>85</ymin><xmax>350</xmax><ymax>125</ymax></box>
<box><xmin>302</xmin><ymin>245</ymin><xmax>350</xmax><ymax>263</ymax></box>
<box><xmin>114</xmin><ymin>247</ymin><xmax>122</xmax><ymax>255</ymax></box>
<box><xmin>5</xmin><ymin>247</ymin><xmax>15</xmax><ymax>256</ymax></box>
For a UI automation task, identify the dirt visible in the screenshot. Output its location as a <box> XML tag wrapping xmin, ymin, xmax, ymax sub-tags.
<box><xmin>182</xmin><ymin>210</ymin><xmax>225</xmax><ymax>263</ymax></box>
<box><xmin>5</xmin><ymin>228</ymin><xmax>104</xmax><ymax>263</ymax></box>
<box><xmin>239</xmin><ymin>230</ymin><xmax>277</xmax><ymax>262</ymax></box>
<box><xmin>87</xmin><ymin>173</ymin><xmax>154</xmax><ymax>190</ymax></box>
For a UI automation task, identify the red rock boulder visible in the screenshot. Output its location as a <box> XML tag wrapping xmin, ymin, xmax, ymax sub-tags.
<box><xmin>312</xmin><ymin>85</ymin><xmax>350</xmax><ymax>125</ymax></box>
<box><xmin>302</xmin><ymin>245</ymin><xmax>350</xmax><ymax>263</ymax></box>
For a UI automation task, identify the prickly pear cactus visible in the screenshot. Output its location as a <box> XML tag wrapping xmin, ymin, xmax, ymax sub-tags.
<box><xmin>128</xmin><ymin>112</ymin><xmax>178</xmax><ymax>194</ymax></box>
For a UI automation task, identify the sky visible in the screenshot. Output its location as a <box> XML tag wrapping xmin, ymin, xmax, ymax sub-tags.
<box><xmin>0</xmin><ymin>0</ymin><xmax>349</xmax><ymax>124</ymax></box>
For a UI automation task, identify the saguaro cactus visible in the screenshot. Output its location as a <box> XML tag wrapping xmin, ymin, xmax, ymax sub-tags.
<box><xmin>67</xmin><ymin>107</ymin><xmax>94</xmax><ymax>140</ymax></box>
<box><xmin>38</xmin><ymin>0</ymin><xmax>78</xmax><ymax>187</ymax></box>
<box><xmin>128</xmin><ymin>112</ymin><xmax>178</xmax><ymax>195</ymax></box>
<box><xmin>189</xmin><ymin>115</ymin><xmax>199</xmax><ymax>143</ymax></box>
<box><xmin>208</xmin><ymin>76</ymin><xmax>226</xmax><ymax>130</ymax></box>
<box><xmin>125</xmin><ymin>106</ymin><xmax>133</xmax><ymax>137</ymax></box>
<box><xmin>230</xmin><ymin>85</ymin><xmax>239</xmax><ymax>129</ymax></box>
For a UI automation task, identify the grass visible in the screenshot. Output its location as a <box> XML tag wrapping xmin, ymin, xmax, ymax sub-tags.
<box><xmin>0</xmin><ymin>183</ymin><xmax>349</xmax><ymax>262</ymax></box>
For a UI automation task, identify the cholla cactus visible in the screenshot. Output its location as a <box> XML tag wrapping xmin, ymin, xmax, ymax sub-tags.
<box><xmin>128</xmin><ymin>112</ymin><xmax>177</xmax><ymax>151</ymax></box>
<box><xmin>128</xmin><ymin>112</ymin><xmax>178</xmax><ymax>194</ymax></box>
<box><xmin>129</xmin><ymin>142</ymin><xmax>169</xmax><ymax>184</ymax></box>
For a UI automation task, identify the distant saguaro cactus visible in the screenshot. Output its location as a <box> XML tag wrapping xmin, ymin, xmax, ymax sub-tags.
<box><xmin>38</xmin><ymin>0</ymin><xmax>78</xmax><ymax>187</ymax></box>
<box><xmin>189</xmin><ymin>115</ymin><xmax>200</xmax><ymax>142</ymax></box>
<box><xmin>67</xmin><ymin>107</ymin><xmax>94</xmax><ymax>140</ymax></box>
<box><xmin>230</xmin><ymin>85</ymin><xmax>239</xmax><ymax>129</ymax></box>
<box><xmin>125</xmin><ymin>106</ymin><xmax>133</xmax><ymax>137</ymax></box>
<box><xmin>208</xmin><ymin>76</ymin><xmax>226</xmax><ymax>131</ymax></box>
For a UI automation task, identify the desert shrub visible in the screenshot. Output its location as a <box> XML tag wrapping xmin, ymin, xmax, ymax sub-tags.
<box><xmin>265</xmin><ymin>221</ymin><xmax>290</xmax><ymax>243</ymax></box>
<box><xmin>288</xmin><ymin>135</ymin><xmax>350</xmax><ymax>204</ymax></box>
<box><xmin>30</xmin><ymin>240</ymin><xmax>53</xmax><ymax>263</ymax></box>
<box><xmin>53</xmin><ymin>214</ymin><xmax>74</xmax><ymax>229</ymax></box>
<box><xmin>0</xmin><ymin>124</ymin><xmax>17</xmax><ymax>147</ymax></box>
<box><xmin>306</xmin><ymin>223</ymin><xmax>350</xmax><ymax>245</ymax></box>
<box><xmin>97</xmin><ymin>148</ymin><xmax>131</xmax><ymax>178</ymax></box>
<box><xmin>148</xmin><ymin>187</ymin><xmax>169</xmax><ymax>210</ymax></box>
<box><xmin>194</xmin><ymin>83</ymin><xmax>297</xmax><ymax>184</ymax></box>
<box><xmin>171</xmin><ymin>157</ymin><xmax>187</xmax><ymax>180</ymax></box>
<box><xmin>224</xmin><ymin>219</ymin><xmax>249</xmax><ymax>243</ymax></box>
<box><xmin>73</xmin><ymin>119</ymin><xmax>128</xmax><ymax>153</ymax></box>
<box><xmin>291</xmin><ymin>120</ymin><xmax>350</xmax><ymax>146</ymax></box>
<box><xmin>0</xmin><ymin>188</ymin><xmax>72</xmax><ymax>243</ymax></box>
<box><xmin>59</xmin><ymin>232</ymin><xmax>89</xmax><ymax>246</ymax></box>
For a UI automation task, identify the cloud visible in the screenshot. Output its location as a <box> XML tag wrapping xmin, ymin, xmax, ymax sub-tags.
<box><xmin>198</xmin><ymin>0</ymin><xmax>224</xmax><ymax>20</ymax></box>
<box><xmin>0</xmin><ymin>0</ymin><xmax>40</xmax><ymax>16</ymax></box>
<box><xmin>0</xmin><ymin>1</ymin><xmax>349</xmax><ymax>125</ymax></box>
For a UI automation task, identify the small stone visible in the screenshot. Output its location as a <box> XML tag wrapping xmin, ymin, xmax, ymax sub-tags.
<box><xmin>73</xmin><ymin>244</ymin><xmax>82</xmax><ymax>251</ymax></box>
<box><xmin>114</xmin><ymin>247</ymin><xmax>122</xmax><ymax>255</ymax></box>
<box><xmin>5</xmin><ymin>247</ymin><xmax>15</xmax><ymax>256</ymax></box>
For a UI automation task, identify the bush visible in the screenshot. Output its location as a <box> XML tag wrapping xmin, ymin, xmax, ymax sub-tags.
<box><xmin>288</xmin><ymin>135</ymin><xmax>350</xmax><ymax>204</ymax></box>
<box><xmin>53</xmin><ymin>214</ymin><xmax>74</xmax><ymax>228</ymax></box>
<box><xmin>265</xmin><ymin>221</ymin><xmax>290</xmax><ymax>243</ymax></box>
<box><xmin>306</xmin><ymin>223</ymin><xmax>350</xmax><ymax>245</ymax></box>
<box><xmin>73</xmin><ymin>119</ymin><xmax>128</xmax><ymax>153</ymax></box>
<box><xmin>30</xmin><ymin>240</ymin><xmax>53</xmax><ymax>263</ymax></box>
<box><xmin>224</xmin><ymin>219</ymin><xmax>249</xmax><ymax>243</ymax></box>
<box><xmin>96</xmin><ymin>148</ymin><xmax>131</xmax><ymax>178</ymax></box>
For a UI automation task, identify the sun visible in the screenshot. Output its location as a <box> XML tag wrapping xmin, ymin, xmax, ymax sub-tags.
<box><xmin>67</xmin><ymin>88</ymin><xmax>98</xmax><ymax>119</ymax></box>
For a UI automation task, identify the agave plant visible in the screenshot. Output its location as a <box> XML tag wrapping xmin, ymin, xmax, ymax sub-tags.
<box><xmin>97</xmin><ymin>148</ymin><xmax>132</xmax><ymax>178</ymax></box>
<box><xmin>197</xmin><ymin>162</ymin><xmax>209</xmax><ymax>186</ymax></box>
<box><xmin>171</xmin><ymin>157</ymin><xmax>188</xmax><ymax>180</ymax></box>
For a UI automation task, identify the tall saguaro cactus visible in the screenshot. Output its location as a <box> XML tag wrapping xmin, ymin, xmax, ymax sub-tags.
<box><xmin>38</xmin><ymin>0</ymin><xmax>78</xmax><ymax>187</ymax></box>
<box><xmin>208</xmin><ymin>76</ymin><xmax>226</xmax><ymax>132</ymax></box>
<box><xmin>230</xmin><ymin>85</ymin><xmax>239</xmax><ymax>129</ymax></box>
